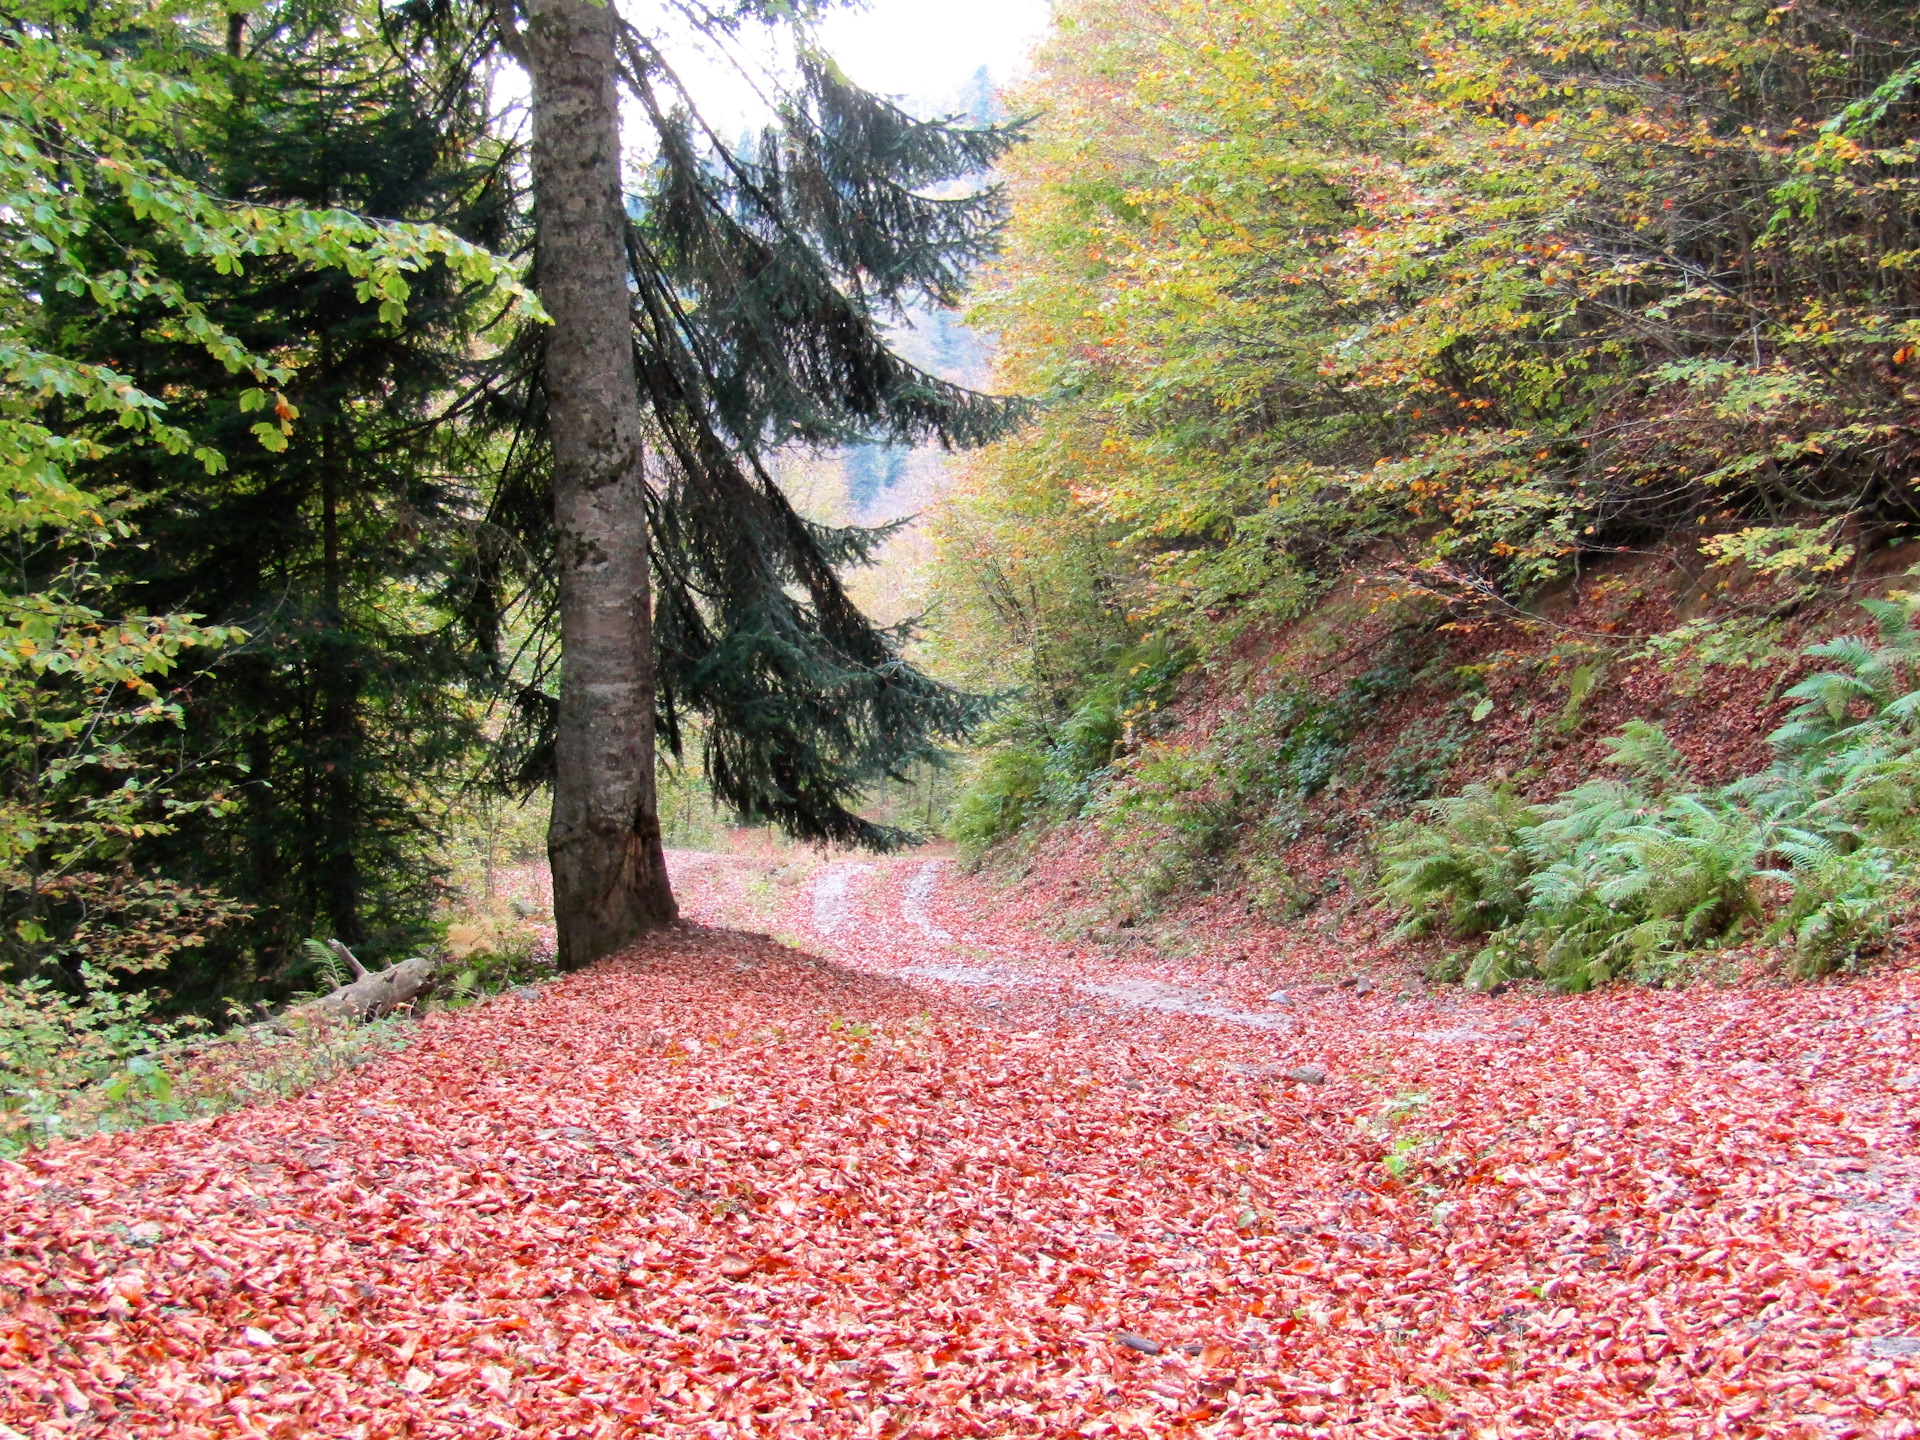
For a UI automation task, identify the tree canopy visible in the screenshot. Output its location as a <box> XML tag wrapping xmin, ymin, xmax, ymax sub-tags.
<box><xmin>940</xmin><ymin>0</ymin><xmax>1920</xmax><ymax>661</ymax></box>
<box><xmin>473</xmin><ymin>17</ymin><xmax>1025</xmax><ymax>858</ymax></box>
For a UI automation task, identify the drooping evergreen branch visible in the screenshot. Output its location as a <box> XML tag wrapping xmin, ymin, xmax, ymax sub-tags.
<box><xmin>469</xmin><ymin>9</ymin><xmax>1024</xmax><ymax>846</ymax></box>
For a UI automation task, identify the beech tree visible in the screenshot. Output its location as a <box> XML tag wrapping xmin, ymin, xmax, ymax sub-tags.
<box><xmin>483</xmin><ymin>0</ymin><xmax>1020</xmax><ymax>967</ymax></box>
<box><xmin>492</xmin><ymin>0</ymin><xmax>676</xmax><ymax>963</ymax></box>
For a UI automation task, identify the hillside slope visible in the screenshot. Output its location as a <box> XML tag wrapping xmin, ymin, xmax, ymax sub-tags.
<box><xmin>957</xmin><ymin>549</ymin><xmax>1920</xmax><ymax>994</ymax></box>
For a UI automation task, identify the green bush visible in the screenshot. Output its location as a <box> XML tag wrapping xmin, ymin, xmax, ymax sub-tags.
<box><xmin>1388</xmin><ymin>740</ymin><xmax>1766</xmax><ymax>993</ymax></box>
<box><xmin>1379</xmin><ymin>785</ymin><xmax>1536</xmax><ymax>940</ymax></box>
<box><xmin>950</xmin><ymin>744</ymin><xmax>1049</xmax><ymax>852</ymax></box>
<box><xmin>1222</xmin><ymin>656</ymin><xmax>1413</xmax><ymax>804</ymax></box>
<box><xmin>1380</xmin><ymin>712</ymin><xmax>1472</xmax><ymax>802</ymax></box>
<box><xmin>1766</xmin><ymin>841</ymin><xmax>1898</xmax><ymax>976</ymax></box>
<box><xmin>1093</xmin><ymin>743</ymin><xmax>1241</xmax><ymax>910</ymax></box>
<box><xmin>0</xmin><ymin>966</ymin><xmax>199</xmax><ymax>1152</ymax></box>
<box><xmin>1509</xmin><ymin>792</ymin><xmax>1764</xmax><ymax>992</ymax></box>
<box><xmin>949</xmin><ymin>636</ymin><xmax>1191</xmax><ymax>851</ymax></box>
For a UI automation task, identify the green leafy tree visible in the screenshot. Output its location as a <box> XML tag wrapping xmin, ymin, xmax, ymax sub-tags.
<box><xmin>954</xmin><ymin>0</ymin><xmax>1920</xmax><ymax>625</ymax></box>
<box><xmin>45</xmin><ymin>0</ymin><xmax>527</xmax><ymax>998</ymax></box>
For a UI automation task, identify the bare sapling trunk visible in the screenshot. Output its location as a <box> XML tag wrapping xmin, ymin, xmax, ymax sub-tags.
<box><xmin>516</xmin><ymin>0</ymin><xmax>677</xmax><ymax>968</ymax></box>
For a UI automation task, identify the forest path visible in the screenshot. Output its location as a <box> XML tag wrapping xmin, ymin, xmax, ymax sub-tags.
<box><xmin>2</xmin><ymin>854</ymin><xmax>1916</xmax><ymax>1438</ymax></box>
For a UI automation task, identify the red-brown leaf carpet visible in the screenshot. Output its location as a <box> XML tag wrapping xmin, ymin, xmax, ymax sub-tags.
<box><xmin>2</xmin><ymin>854</ymin><xmax>1915</xmax><ymax>1438</ymax></box>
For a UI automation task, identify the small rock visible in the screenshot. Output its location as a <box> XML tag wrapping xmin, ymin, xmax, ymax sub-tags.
<box><xmin>1264</xmin><ymin>989</ymin><xmax>1290</xmax><ymax>1005</ymax></box>
<box><xmin>512</xmin><ymin>985</ymin><xmax>540</xmax><ymax>999</ymax></box>
<box><xmin>1286</xmin><ymin>1064</ymin><xmax>1327</xmax><ymax>1085</ymax></box>
<box><xmin>1114</xmin><ymin>1331</ymin><xmax>1163</xmax><ymax>1355</ymax></box>
<box><xmin>1868</xmin><ymin>1337</ymin><xmax>1920</xmax><ymax>1359</ymax></box>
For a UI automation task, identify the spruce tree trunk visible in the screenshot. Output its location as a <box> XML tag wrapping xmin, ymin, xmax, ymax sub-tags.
<box><xmin>521</xmin><ymin>0</ymin><xmax>677</xmax><ymax>967</ymax></box>
<box><xmin>318</xmin><ymin>411</ymin><xmax>362</xmax><ymax>944</ymax></box>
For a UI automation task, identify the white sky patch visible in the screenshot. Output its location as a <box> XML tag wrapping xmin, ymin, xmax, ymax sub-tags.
<box><xmin>815</xmin><ymin>0</ymin><xmax>1051</xmax><ymax>106</ymax></box>
<box><xmin>643</xmin><ymin>0</ymin><xmax>1050</xmax><ymax>133</ymax></box>
<box><xmin>492</xmin><ymin>1</ymin><xmax>1052</xmax><ymax>160</ymax></box>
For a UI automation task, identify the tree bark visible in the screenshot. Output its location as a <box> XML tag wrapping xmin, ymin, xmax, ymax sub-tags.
<box><xmin>317</xmin><ymin>356</ymin><xmax>361</xmax><ymax>945</ymax></box>
<box><xmin>520</xmin><ymin>0</ymin><xmax>677</xmax><ymax>969</ymax></box>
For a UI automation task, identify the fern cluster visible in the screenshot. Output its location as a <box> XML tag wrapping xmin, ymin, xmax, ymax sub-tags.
<box><xmin>1382</xmin><ymin>596</ymin><xmax>1920</xmax><ymax>989</ymax></box>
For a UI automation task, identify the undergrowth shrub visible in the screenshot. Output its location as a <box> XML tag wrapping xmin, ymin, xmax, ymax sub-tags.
<box><xmin>1505</xmin><ymin>789</ymin><xmax>1764</xmax><ymax>992</ymax></box>
<box><xmin>1380</xmin><ymin>710</ymin><xmax>1473</xmax><ymax>802</ymax></box>
<box><xmin>1092</xmin><ymin>743</ymin><xmax>1240</xmax><ymax>911</ymax></box>
<box><xmin>950</xmin><ymin>637</ymin><xmax>1191</xmax><ymax>857</ymax></box>
<box><xmin>439</xmin><ymin>915</ymin><xmax>554</xmax><ymax>1001</ymax></box>
<box><xmin>949</xmin><ymin>745</ymin><xmax>1049</xmax><ymax>851</ymax></box>
<box><xmin>1382</xmin><ymin>595</ymin><xmax>1920</xmax><ymax>988</ymax></box>
<box><xmin>1</xmin><ymin>876</ymin><xmax>249</xmax><ymax>1151</ymax></box>
<box><xmin>1227</xmin><ymin>656</ymin><xmax>1413</xmax><ymax>802</ymax></box>
<box><xmin>1765</xmin><ymin>842</ymin><xmax>1898</xmax><ymax>974</ymax></box>
<box><xmin>1070</xmin><ymin>647</ymin><xmax>1420</xmax><ymax>920</ymax></box>
<box><xmin>1</xmin><ymin>969</ymin><xmax>413</xmax><ymax>1155</ymax></box>
<box><xmin>0</xmin><ymin>967</ymin><xmax>203</xmax><ymax>1152</ymax></box>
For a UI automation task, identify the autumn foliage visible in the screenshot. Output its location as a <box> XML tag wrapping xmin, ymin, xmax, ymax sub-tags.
<box><xmin>945</xmin><ymin>0</ymin><xmax>1920</xmax><ymax>621</ymax></box>
<box><xmin>930</xmin><ymin>0</ymin><xmax>1920</xmax><ymax>985</ymax></box>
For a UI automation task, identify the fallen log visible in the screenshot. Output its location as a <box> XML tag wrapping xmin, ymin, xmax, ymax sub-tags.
<box><xmin>290</xmin><ymin>944</ymin><xmax>435</xmax><ymax>1022</ymax></box>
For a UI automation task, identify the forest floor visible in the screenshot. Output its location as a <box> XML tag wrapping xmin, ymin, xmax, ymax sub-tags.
<box><xmin>3</xmin><ymin>851</ymin><xmax>1918</xmax><ymax>1439</ymax></box>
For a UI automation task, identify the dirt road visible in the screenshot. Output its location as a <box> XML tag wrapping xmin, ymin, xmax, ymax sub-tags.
<box><xmin>1</xmin><ymin>853</ymin><xmax>1915</xmax><ymax>1437</ymax></box>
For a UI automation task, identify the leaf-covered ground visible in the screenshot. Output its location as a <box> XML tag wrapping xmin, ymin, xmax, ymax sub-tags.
<box><xmin>3</xmin><ymin>853</ymin><xmax>1916</xmax><ymax>1438</ymax></box>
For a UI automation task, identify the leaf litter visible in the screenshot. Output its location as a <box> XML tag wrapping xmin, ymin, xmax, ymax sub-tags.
<box><xmin>1</xmin><ymin>852</ymin><xmax>1916</xmax><ymax>1437</ymax></box>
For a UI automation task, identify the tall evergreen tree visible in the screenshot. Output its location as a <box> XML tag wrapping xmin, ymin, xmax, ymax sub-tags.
<box><xmin>54</xmin><ymin>0</ymin><xmax>516</xmax><ymax>996</ymax></box>
<box><xmin>477</xmin><ymin>0</ymin><xmax>1023</xmax><ymax>967</ymax></box>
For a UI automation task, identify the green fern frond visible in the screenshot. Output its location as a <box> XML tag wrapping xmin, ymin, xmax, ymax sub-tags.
<box><xmin>1858</xmin><ymin>596</ymin><xmax>1908</xmax><ymax>641</ymax></box>
<box><xmin>1802</xmin><ymin>634</ymin><xmax>1883</xmax><ymax>674</ymax></box>
<box><xmin>1780</xmin><ymin>670</ymin><xmax>1876</xmax><ymax>724</ymax></box>
<box><xmin>1602</xmin><ymin>720</ymin><xmax>1689</xmax><ymax>790</ymax></box>
<box><xmin>1881</xmin><ymin>690</ymin><xmax>1920</xmax><ymax>725</ymax></box>
<box><xmin>301</xmin><ymin>938</ymin><xmax>347</xmax><ymax>991</ymax></box>
<box><xmin>1378</xmin><ymin>785</ymin><xmax>1536</xmax><ymax>938</ymax></box>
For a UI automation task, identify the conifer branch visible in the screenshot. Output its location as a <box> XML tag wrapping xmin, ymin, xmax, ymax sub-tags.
<box><xmin>490</xmin><ymin>0</ymin><xmax>527</xmax><ymax>63</ymax></box>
